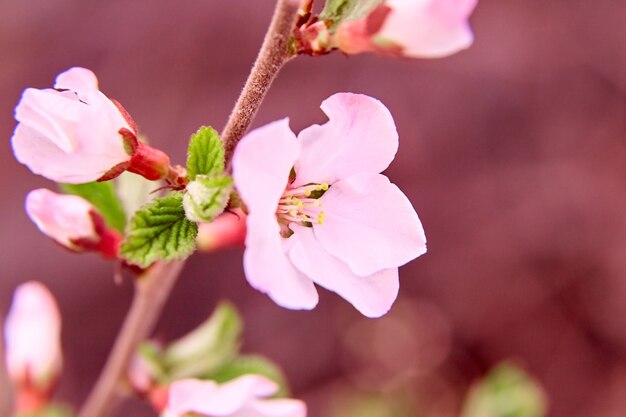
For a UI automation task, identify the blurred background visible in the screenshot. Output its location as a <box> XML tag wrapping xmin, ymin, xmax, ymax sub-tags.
<box><xmin>1</xmin><ymin>0</ymin><xmax>625</xmax><ymax>416</ymax></box>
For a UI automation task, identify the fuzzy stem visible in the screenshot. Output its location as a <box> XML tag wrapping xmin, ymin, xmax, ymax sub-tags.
<box><xmin>77</xmin><ymin>261</ymin><xmax>185</xmax><ymax>417</ymax></box>
<box><xmin>76</xmin><ymin>2</ymin><xmax>301</xmax><ymax>416</ymax></box>
<box><xmin>222</xmin><ymin>0</ymin><xmax>301</xmax><ymax>169</ymax></box>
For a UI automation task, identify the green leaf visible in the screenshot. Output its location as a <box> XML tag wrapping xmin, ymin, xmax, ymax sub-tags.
<box><xmin>164</xmin><ymin>301</ymin><xmax>243</xmax><ymax>381</ymax></box>
<box><xmin>183</xmin><ymin>175</ymin><xmax>233</xmax><ymax>222</ymax></box>
<box><xmin>186</xmin><ymin>126</ymin><xmax>225</xmax><ymax>181</ymax></box>
<box><xmin>320</xmin><ymin>0</ymin><xmax>385</xmax><ymax>27</ymax></box>
<box><xmin>209</xmin><ymin>355</ymin><xmax>290</xmax><ymax>397</ymax></box>
<box><xmin>60</xmin><ymin>181</ymin><xmax>126</xmax><ymax>232</ymax></box>
<box><xmin>461</xmin><ymin>362</ymin><xmax>547</xmax><ymax>417</ymax></box>
<box><xmin>120</xmin><ymin>193</ymin><xmax>197</xmax><ymax>267</ymax></box>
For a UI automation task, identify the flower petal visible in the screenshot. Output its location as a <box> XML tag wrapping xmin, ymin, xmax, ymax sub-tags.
<box><xmin>380</xmin><ymin>0</ymin><xmax>477</xmax><ymax>58</ymax></box>
<box><xmin>233</xmin><ymin>118</ymin><xmax>300</xmax><ymax>215</ymax></box>
<box><xmin>54</xmin><ymin>67</ymin><xmax>100</xmax><ymax>101</ymax></box>
<box><xmin>243</xmin><ymin>213</ymin><xmax>319</xmax><ymax>310</ymax></box>
<box><xmin>292</xmin><ymin>93</ymin><xmax>398</xmax><ymax>187</ymax></box>
<box><xmin>289</xmin><ymin>225</ymin><xmax>399</xmax><ymax>318</ymax></box>
<box><xmin>25</xmin><ymin>188</ymin><xmax>97</xmax><ymax>248</ymax></box>
<box><xmin>232</xmin><ymin>399</ymin><xmax>307</xmax><ymax>417</ymax></box>
<box><xmin>314</xmin><ymin>173</ymin><xmax>427</xmax><ymax>276</ymax></box>
<box><xmin>233</xmin><ymin>118</ymin><xmax>318</xmax><ymax>310</ymax></box>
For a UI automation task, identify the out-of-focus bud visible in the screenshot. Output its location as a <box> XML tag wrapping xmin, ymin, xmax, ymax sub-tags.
<box><xmin>11</xmin><ymin>67</ymin><xmax>171</xmax><ymax>184</ymax></box>
<box><xmin>196</xmin><ymin>209</ymin><xmax>247</xmax><ymax>253</ymax></box>
<box><xmin>4</xmin><ymin>282</ymin><xmax>62</xmax><ymax>412</ymax></box>
<box><xmin>26</xmin><ymin>188</ymin><xmax>122</xmax><ymax>259</ymax></box>
<box><xmin>461</xmin><ymin>362</ymin><xmax>547</xmax><ymax>417</ymax></box>
<box><xmin>336</xmin><ymin>0</ymin><xmax>477</xmax><ymax>58</ymax></box>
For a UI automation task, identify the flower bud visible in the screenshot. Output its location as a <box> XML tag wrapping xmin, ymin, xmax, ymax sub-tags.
<box><xmin>26</xmin><ymin>189</ymin><xmax>122</xmax><ymax>259</ymax></box>
<box><xmin>4</xmin><ymin>282</ymin><xmax>62</xmax><ymax>410</ymax></box>
<box><xmin>336</xmin><ymin>0</ymin><xmax>477</xmax><ymax>58</ymax></box>
<box><xmin>11</xmin><ymin>67</ymin><xmax>171</xmax><ymax>183</ymax></box>
<box><xmin>196</xmin><ymin>209</ymin><xmax>247</xmax><ymax>253</ymax></box>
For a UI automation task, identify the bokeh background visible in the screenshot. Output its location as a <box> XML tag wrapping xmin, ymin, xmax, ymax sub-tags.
<box><xmin>1</xmin><ymin>0</ymin><xmax>625</xmax><ymax>416</ymax></box>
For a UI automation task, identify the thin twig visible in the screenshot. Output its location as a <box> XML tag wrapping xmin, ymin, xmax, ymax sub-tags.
<box><xmin>222</xmin><ymin>0</ymin><xmax>301</xmax><ymax>169</ymax></box>
<box><xmin>76</xmin><ymin>1</ymin><xmax>301</xmax><ymax>416</ymax></box>
<box><xmin>77</xmin><ymin>260</ymin><xmax>184</xmax><ymax>417</ymax></box>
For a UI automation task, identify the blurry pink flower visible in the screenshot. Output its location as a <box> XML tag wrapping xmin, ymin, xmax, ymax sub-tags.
<box><xmin>336</xmin><ymin>0</ymin><xmax>477</xmax><ymax>58</ymax></box>
<box><xmin>11</xmin><ymin>67</ymin><xmax>171</xmax><ymax>183</ymax></box>
<box><xmin>233</xmin><ymin>93</ymin><xmax>426</xmax><ymax>318</ymax></box>
<box><xmin>4</xmin><ymin>281</ymin><xmax>62</xmax><ymax>396</ymax></box>
<box><xmin>26</xmin><ymin>188</ymin><xmax>122</xmax><ymax>258</ymax></box>
<box><xmin>163</xmin><ymin>375</ymin><xmax>306</xmax><ymax>417</ymax></box>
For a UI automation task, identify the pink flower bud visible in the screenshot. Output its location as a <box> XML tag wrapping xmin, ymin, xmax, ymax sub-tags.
<box><xmin>336</xmin><ymin>0</ymin><xmax>477</xmax><ymax>58</ymax></box>
<box><xmin>4</xmin><ymin>282</ymin><xmax>62</xmax><ymax>404</ymax></box>
<box><xmin>25</xmin><ymin>188</ymin><xmax>122</xmax><ymax>258</ymax></box>
<box><xmin>196</xmin><ymin>209</ymin><xmax>247</xmax><ymax>253</ymax></box>
<box><xmin>11</xmin><ymin>67</ymin><xmax>171</xmax><ymax>183</ymax></box>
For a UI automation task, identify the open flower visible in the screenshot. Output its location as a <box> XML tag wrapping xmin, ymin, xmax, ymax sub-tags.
<box><xmin>26</xmin><ymin>188</ymin><xmax>122</xmax><ymax>258</ymax></box>
<box><xmin>11</xmin><ymin>67</ymin><xmax>171</xmax><ymax>183</ymax></box>
<box><xmin>163</xmin><ymin>375</ymin><xmax>306</xmax><ymax>417</ymax></box>
<box><xmin>232</xmin><ymin>93</ymin><xmax>426</xmax><ymax>317</ymax></box>
<box><xmin>336</xmin><ymin>0</ymin><xmax>477</xmax><ymax>58</ymax></box>
<box><xmin>4</xmin><ymin>281</ymin><xmax>62</xmax><ymax>403</ymax></box>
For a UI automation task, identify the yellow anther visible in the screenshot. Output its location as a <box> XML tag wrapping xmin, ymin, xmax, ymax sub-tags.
<box><xmin>321</xmin><ymin>183</ymin><xmax>329</xmax><ymax>191</ymax></box>
<box><xmin>289</xmin><ymin>209</ymin><xmax>298</xmax><ymax>217</ymax></box>
<box><xmin>304</xmin><ymin>189</ymin><xmax>312</xmax><ymax>197</ymax></box>
<box><xmin>317</xmin><ymin>212</ymin><xmax>325</xmax><ymax>224</ymax></box>
<box><xmin>301</xmin><ymin>214</ymin><xmax>308</xmax><ymax>221</ymax></box>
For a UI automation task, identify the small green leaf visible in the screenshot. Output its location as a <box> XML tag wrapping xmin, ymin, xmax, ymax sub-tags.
<box><xmin>183</xmin><ymin>175</ymin><xmax>233</xmax><ymax>222</ymax></box>
<box><xmin>209</xmin><ymin>355</ymin><xmax>290</xmax><ymax>397</ymax></box>
<box><xmin>120</xmin><ymin>193</ymin><xmax>197</xmax><ymax>267</ymax></box>
<box><xmin>320</xmin><ymin>0</ymin><xmax>384</xmax><ymax>28</ymax></box>
<box><xmin>164</xmin><ymin>301</ymin><xmax>243</xmax><ymax>381</ymax></box>
<box><xmin>186</xmin><ymin>126</ymin><xmax>225</xmax><ymax>181</ymax></box>
<box><xmin>60</xmin><ymin>181</ymin><xmax>127</xmax><ymax>232</ymax></box>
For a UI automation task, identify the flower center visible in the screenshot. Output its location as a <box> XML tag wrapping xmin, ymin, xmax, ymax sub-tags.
<box><xmin>277</xmin><ymin>183</ymin><xmax>328</xmax><ymax>236</ymax></box>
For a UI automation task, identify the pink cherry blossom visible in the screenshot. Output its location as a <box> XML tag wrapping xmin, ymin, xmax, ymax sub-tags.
<box><xmin>163</xmin><ymin>375</ymin><xmax>306</xmax><ymax>417</ymax></box>
<box><xmin>232</xmin><ymin>93</ymin><xmax>426</xmax><ymax>318</ymax></box>
<box><xmin>25</xmin><ymin>188</ymin><xmax>121</xmax><ymax>258</ymax></box>
<box><xmin>336</xmin><ymin>0</ymin><xmax>477</xmax><ymax>58</ymax></box>
<box><xmin>4</xmin><ymin>281</ymin><xmax>62</xmax><ymax>394</ymax></box>
<box><xmin>11</xmin><ymin>67</ymin><xmax>171</xmax><ymax>183</ymax></box>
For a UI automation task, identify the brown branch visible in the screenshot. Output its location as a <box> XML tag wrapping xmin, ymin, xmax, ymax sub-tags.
<box><xmin>76</xmin><ymin>260</ymin><xmax>184</xmax><ymax>417</ymax></box>
<box><xmin>222</xmin><ymin>0</ymin><xmax>301</xmax><ymax>169</ymax></box>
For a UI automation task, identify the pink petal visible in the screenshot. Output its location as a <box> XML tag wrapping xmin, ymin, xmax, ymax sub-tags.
<box><xmin>233</xmin><ymin>119</ymin><xmax>319</xmax><ymax>309</ymax></box>
<box><xmin>233</xmin><ymin>399</ymin><xmax>307</xmax><ymax>417</ymax></box>
<box><xmin>380</xmin><ymin>0</ymin><xmax>477</xmax><ymax>58</ymax></box>
<box><xmin>167</xmin><ymin>376</ymin><xmax>280</xmax><ymax>417</ymax></box>
<box><xmin>314</xmin><ymin>173</ymin><xmax>427</xmax><ymax>276</ymax></box>
<box><xmin>25</xmin><ymin>188</ymin><xmax>97</xmax><ymax>248</ymax></box>
<box><xmin>243</xmin><ymin>213</ymin><xmax>319</xmax><ymax>310</ymax></box>
<box><xmin>54</xmin><ymin>67</ymin><xmax>100</xmax><ymax>101</ymax></box>
<box><xmin>11</xmin><ymin>73</ymin><xmax>131</xmax><ymax>183</ymax></box>
<box><xmin>14</xmin><ymin>88</ymin><xmax>82</xmax><ymax>153</ymax></box>
<box><xmin>233</xmin><ymin>118</ymin><xmax>300</xmax><ymax>215</ymax></box>
<box><xmin>289</xmin><ymin>225</ymin><xmax>399</xmax><ymax>318</ymax></box>
<box><xmin>292</xmin><ymin>93</ymin><xmax>398</xmax><ymax>187</ymax></box>
<box><xmin>4</xmin><ymin>281</ymin><xmax>62</xmax><ymax>389</ymax></box>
